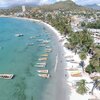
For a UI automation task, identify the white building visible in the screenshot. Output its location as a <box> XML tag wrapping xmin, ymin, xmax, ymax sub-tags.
<box><xmin>22</xmin><ymin>5</ymin><xmax>26</xmax><ymax>12</ymax></box>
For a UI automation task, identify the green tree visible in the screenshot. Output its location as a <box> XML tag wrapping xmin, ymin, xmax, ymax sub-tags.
<box><xmin>68</xmin><ymin>30</ymin><xmax>93</xmax><ymax>52</ymax></box>
<box><xmin>46</xmin><ymin>14</ymin><xmax>52</xmax><ymax>22</ymax></box>
<box><xmin>86</xmin><ymin>20</ymin><xmax>100</xmax><ymax>29</ymax></box>
<box><xmin>79</xmin><ymin>52</ymin><xmax>87</xmax><ymax>60</ymax></box>
<box><xmin>81</xmin><ymin>22</ymin><xmax>86</xmax><ymax>27</ymax></box>
<box><xmin>90</xmin><ymin>47</ymin><xmax>100</xmax><ymax>72</ymax></box>
<box><xmin>85</xmin><ymin>64</ymin><xmax>95</xmax><ymax>74</ymax></box>
<box><xmin>76</xmin><ymin>79</ymin><xmax>88</xmax><ymax>95</ymax></box>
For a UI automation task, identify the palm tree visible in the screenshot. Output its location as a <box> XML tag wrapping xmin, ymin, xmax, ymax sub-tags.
<box><xmin>68</xmin><ymin>30</ymin><xmax>93</xmax><ymax>53</ymax></box>
<box><xmin>79</xmin><ymin>52</ymin><xmax>87</xmax><ymax>61</ymax></box>
<box><xmin>76</xmin><ymin>79</ymin><xmax>88</xmax><ymax>95</ymax></box>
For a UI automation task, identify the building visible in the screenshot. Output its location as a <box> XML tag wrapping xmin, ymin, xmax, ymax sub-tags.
<box><xmin>22</xmin><ymin>5</ymin><xmax>26</xmax><ymax>12</ymax></box>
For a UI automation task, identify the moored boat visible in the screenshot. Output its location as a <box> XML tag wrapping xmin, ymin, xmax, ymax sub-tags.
<box><xmin>38</xmin><ymin>74</ymin><xmax>50</xmax><ymax>78</ymax></box>
<box><xmin>0</xmin><ymin>74</ymin><xmax>14</xmax><ymax>79</ymax></box>
<box><xmin>35</xmin><ymin>64</ymin><xmax>46</xmax><ymax>68</ymax></box>
<box><xmin>15</xmin><ymin>33</ymin><xmax>24</xmax><ymax>37</ymax></box>
<box><xmin>42</xmin><ymin>40</ymin><xmax>50</xmax><ymax>44</ymax></box>
<box><xmin>36</xmin><ymin>62</ymin><xmax>46</xmax><ymax>65</ymax></box>
<box><xmin>38</xmin><ymin>57</ymin><xmax>48</xmax><ymax>61</ymax></box>
<box><xmin>41</xmin><ymin>54</ymin><xmax>48</xmax><ymax>57</ymax></box>
<box><xmin>26</xmin><ymin>43</ymin><xmax>34</xmax><ymax>46</ymax></box>
<box><xmin>45</xmin><ymin>48</ymin><xmax>52</xmax><ymax>53</ymax></box>
<box><xmin>37</xmin><ymin>70</ymin><xmax>48</xmax><ymax>74</ymax></box>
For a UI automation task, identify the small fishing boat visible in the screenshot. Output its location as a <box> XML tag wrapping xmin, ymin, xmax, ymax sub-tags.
<box><xmin>46</xmin><ymin>46</ymin><xmax>51</xmax><ymax>48</ymax></box>
<box><xmin>15</xmin><ymin>34</ymin><xmax>24</xmax><ymax>37</ymax></box>
<box><xmin>38</xmin><ymin>57</ymin><xmax>48</xmax><ymax>61</ymax></box>
<box><xmin>27</xmin><ymin>43</ymin><xmax>34</xmax><ymax>46</ymax></box>
<box><xmin>38</xmin><ymin>74</ymin><xmax>50</xmax><ymax>78</ymax></box>
<box><xmin>37</xmin><ymin>39</ymin><xmax>44</xmax><ymax>42</ymax></box>
<box><xmin>37</xmin><ymin>70</ymin><xmax>48</xmax><ymax>74</ymax></box>
<box><xmin>39</xmin><ymin>44</ymin><xmax>46</xmax><ymax>47</ymax></box>
<box><xmin>0</xmin><ymin>74</ymin><xmax>14</xmax><ymax>79</ymax></box>
<box><xmin>41</xmin><ymin>54</ymin><xmax>48</xmax><ymax>57</ymax></box>
<box><xmin>36</xmin><ymin>62</ymin><xmax>46</xmax><ymax>65</ymax></box>
<box><xmin>35</xmin><ymin>64</ymin><xmax>46</xmax><ymax>68</ymax></box>
<box><xmin>45</xmin><ymin>48</ymin><xmax>52</xmax><ymax>53</ymax></box>
<box><xmin>29</xmin><ymin>36</ymin><xmax>35</xmax><ymax>39</ymax></box>
<box><xmin>42</xmin><ymin>40</ymin><xmax>50</xmax><ymax>44</ymax></box>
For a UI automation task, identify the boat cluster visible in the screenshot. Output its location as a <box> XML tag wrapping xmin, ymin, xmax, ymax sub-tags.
<box><xmin>15</xmin><ymin>33</ymin><xmax>52</xmax><ymax>79</ymax></box>
<box><xmin>37</xmin><ymin>69</ymin><xmax>50</xmax><ymax>79</ymax></box>
<box><xmin>34</xmin><ymin>40</ymin><xmax>52</xmax><ymax>78</ymax></box>
<box><xmin>35</xmin><ymin>53</ymin><xmax>50</xmax><ymax>78</ymax></box>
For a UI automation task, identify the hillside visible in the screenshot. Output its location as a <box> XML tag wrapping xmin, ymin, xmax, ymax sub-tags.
<box><xmin>85</xmin><ymin>4</ymin><xmax>100</xmax><ymax>10</ymax></box>
<box><xmin>0</xmin><ymin>6</ymin><xmax>32</xmax><ymax>15</ymax></box>
<box><xmin>0</xmin><ymin>0</ymin><xmax>96</xmax><ymax>15</ymax></box>
<box><xmin>38</xmin><ymin>0</ymin><xmax>95</xmax><ymax>12</ymax></box>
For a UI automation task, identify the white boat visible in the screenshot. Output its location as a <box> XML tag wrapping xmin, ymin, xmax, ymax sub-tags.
<box><xmin>37</xmin><ymin>70</ymin><xmax>48</xmax><ymax>73</ymax></box>
<box><xmin>35</xmin><ymin>64</ymin><xmax>46</xmax><ymax>68</ymax></box>
<box><xmin>46</xmin><ymin>46</ymin><xmax>51</xmax><ymax>48</ymax></box>
<box><xmin>27</xmin><ymin>43</ymin><xmax>34</xmax><ymax>46</ymax></box>
<box><xmin>29</xmin><ymin>36</ymin><xmax>35</xmax><ymax>39</ymax></box>
<box><xmin>41</xmin><ymin>54</ymin><xmax>48</xmax><ymax>57</ymax></box>
<box><xmin>38</xmin><ymin>57</ymin><xmax>48</xmax><ymax>61</ymax></box>
<box><xmin>39</xmin><ymin>44</ymin><xmax>46</xmax><ymax>47</ymax></box>
<box><xmin>0</xmin><ymin>74</ymin><xmax>14</xmax><ymax>79</ymax></box>
<box><xmin>45</xmin><ymin>48</ymin><xmax>52</xmax><ymax>53</ymax></box>
<box><xmin>36</xmin><ymin>62</ymin><xmax>46</xmax><ymax>65</ymax></box>
<box><xmin>37</xmin><ymin>39</ymin><xmax>44</xmax><ymax>42</ymax></box>
<box><xmin>15</xmin><ymin>34</ymin><xmax>24</xmax><ymax>37</ymax></box>
<box><xmin>38</xmin><ymin>74</ymin><xmax>50</xmax><ymax>78</ymax></box>
<box><xmin>42</xmin><ymin>40</ymin><xmax>50</xmax><ymax>44</ymax></box>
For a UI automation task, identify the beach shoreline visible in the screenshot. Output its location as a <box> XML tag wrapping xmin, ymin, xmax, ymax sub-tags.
<box><xmin>0</xmin><ymin>15</ymin><xmax>61</xmax><ymax>40</ymax></box>
<box><xmin>0</xmin><ymin>15</ymin><xmax>70</xmax><ymax>100</ymax></box>
<box><xmin>1</xmin><ymin>15</ymin><xmax>98</xmax><ymax>100</ymax></box>
<box><xmin>0</xmin><ymin>15</ymin><xmax>83</xmax><ymax>100</ymax></box>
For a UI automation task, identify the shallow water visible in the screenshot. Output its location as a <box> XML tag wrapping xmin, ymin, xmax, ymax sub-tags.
<box><xmin>0</xmin><ymin>17</ymin><xmax>56</xmax><ymax>100</ymax></box>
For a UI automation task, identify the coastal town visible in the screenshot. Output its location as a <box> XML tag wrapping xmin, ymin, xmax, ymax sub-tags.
<box><xmin>0</xmin><ymin>0</ymin><xmax>100</xmax><ymax>100</ymax></box>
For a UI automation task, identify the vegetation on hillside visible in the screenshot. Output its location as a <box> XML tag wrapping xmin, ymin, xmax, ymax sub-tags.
<box><xmin>81</xmin><ymin>20</ymin><xmax>100</xmax><ymax>29</ymax></box>
<box><xmin>44</xmin><ymin>14</ymin><xmax>72</xmax><ymax>35</ymax></box>
<box><xmin>38</xmin><ymin>0</ymin><xmax>95</xmax><ymax>12</ymax></box>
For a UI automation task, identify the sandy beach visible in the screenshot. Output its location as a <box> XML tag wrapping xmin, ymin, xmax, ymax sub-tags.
<box><xmin>36</xmin><ymin>17</ymin><xmax>100</xmax><ymax>100</ymax></box>
<box><xmin>1</xmin><ymin>15</ymin><xmax>100</xmax><ymax>100</ymax></box>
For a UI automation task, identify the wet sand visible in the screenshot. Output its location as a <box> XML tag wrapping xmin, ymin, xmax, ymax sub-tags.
<box><xmin>41</xmin><ymin>30</ymin><xmax>71</xmax><ymax>100</ymax></box>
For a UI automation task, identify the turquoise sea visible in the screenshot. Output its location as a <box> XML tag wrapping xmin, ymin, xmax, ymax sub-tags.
<box><xmin>0</xmin><ymin>17</ymin><xmax>57</xmax><ymax>100</ymax></box>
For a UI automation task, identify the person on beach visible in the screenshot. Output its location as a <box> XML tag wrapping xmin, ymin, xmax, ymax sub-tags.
<box><xmin>79</xmin><ymin>61</ymin><xmax>85</xmax><ymax>72</ymax></box>
<box><xmin>72</xmin><ymin>65</ymin><xmax>73</xmax><ymax>68</ymax></box>
<box><xmin>65</xmin><ymin>74</ymin><xmax>67</xmax><ymax>77</ymax></box>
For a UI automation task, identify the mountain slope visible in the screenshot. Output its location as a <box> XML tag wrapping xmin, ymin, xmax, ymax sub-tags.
<box><xmin>38</xmin><ymin>0</ymin><xmax>94</xmax><ymax>12</ymax></box>
<box><xmin>85</xmin><ymin>4</ymin><xmax>100</xmax><ymax>10</ymax></box>
<box><xmin>0</xmin><ymin>0</ymin><xmax>96</xmax><ymax>15</ymax></box>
